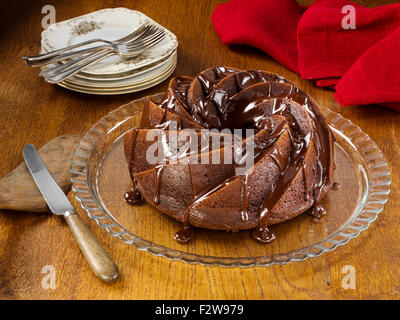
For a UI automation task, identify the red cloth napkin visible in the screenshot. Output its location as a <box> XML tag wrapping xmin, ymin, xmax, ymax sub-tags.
<box><xmin>212</xmin><ymin>0</ymin><xmax>305</xmax><ymax>74</ymax></box>
<box><xmin>298</xmin><ymin>0</ymin><xmax>400</xmax><ymax>80</ymax></box>
<box><xmin>334</xmin><ymin>26</ymin><xmax>400</xmax><ymax>110</ymax></box>
<box><xmin>212</xmin><ymin>0</ymin><xmax>400</xmax><ymax>111</ymax></box>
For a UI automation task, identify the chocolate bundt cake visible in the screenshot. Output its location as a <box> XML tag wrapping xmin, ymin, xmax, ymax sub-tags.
<box><xmin>124</xmin><ymin>67</ymin><xmax>335</xmax><ymax>243</ymax></box>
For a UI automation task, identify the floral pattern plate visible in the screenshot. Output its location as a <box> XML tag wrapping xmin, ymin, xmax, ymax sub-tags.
<box><xmin>74</xmin><ymin>50</ymin><xmax>176</xmax><ymax>82</ymax></box>
<box><xmin>41</xmin><ymin>8</ymin><xmax>178</xmax><ymax>75</ymax></box>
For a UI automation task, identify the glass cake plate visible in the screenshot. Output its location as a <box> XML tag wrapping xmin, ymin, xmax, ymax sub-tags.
<box><xmin>71</xmin><ymin>93</ymin><xmax>390</xmax><ymax>267</ymax></box>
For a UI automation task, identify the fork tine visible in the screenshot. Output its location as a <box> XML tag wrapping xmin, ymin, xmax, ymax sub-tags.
<box><xmin>129</xmin><ymin>26</ymin><xmax>162</xmax><ymax>41</ymax></box>
<box><xmin>139</xmin><ymin>29</ymin><xmax>164</xmax><ymax>42</ymax></box>
<box><xmin>115</xmin><ymin>24</ymin><xmax>157</xmax><ymax>48</ymax></box>
<box><xmin>135</xmin><ymin>32</ymin><xmax>165</xmax><ymax>48</ymax></box>
<box><xmin>142</xmin><ymin>34</ymin><xmax>165</xmax><ymax>49</ymax></box>
<box><xmin>126</xmin><ymin>25</ymin><xmax>158</xmax><ymax>43</ymax></box>
<box><xmin>115</xmin><ymin>23</ymin><xmax>149</xmax><ymax>43</ymax></box>
<box><xmin>126</xmin><ymin>30</ymin><xmax>165</xmax><ymax>49</ymax></box>
<box><xmin>129</xmin><ymin>32</ymin><xmax>164</xmax><ymax>49</ymax></box>
<box><xmin>127</xmin><ymin>32</ymin><xmax>165</xmax><ymax>52</ymax></box>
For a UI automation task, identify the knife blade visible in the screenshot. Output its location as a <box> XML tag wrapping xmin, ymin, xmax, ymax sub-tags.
<box><xmin>23</xmin><ymin>144</ymin><xmax>74</xmax><ymax>215</ymax></box>
<box><xmin>23</xmin><ymin>144</ymin><xmax>118</xmax><ymax>283</ymax></box>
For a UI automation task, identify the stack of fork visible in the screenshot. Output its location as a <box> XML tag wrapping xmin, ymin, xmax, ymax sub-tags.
<box><xmin>22</xmin><ymin>9</ymin><xmax>178</xmax><ymax>95</ymax></box>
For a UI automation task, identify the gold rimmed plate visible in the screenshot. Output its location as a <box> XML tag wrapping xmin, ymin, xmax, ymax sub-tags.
<box><xmin>58</xmin><ymin>59</ymin><xmax>176</xmax><ymax>95</ymax></box>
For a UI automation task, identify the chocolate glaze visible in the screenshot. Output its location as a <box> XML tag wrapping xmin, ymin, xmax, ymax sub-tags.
<box><xmin>240</xmin><ymin>175</ymin><xmax>249</xmax><ymax>223</ymax></box>
<box><xmin>160</xmin><ymin>76</ymin><xmax>192</xmax><ymax>112</ymax></box>
<box><xmin>153</xmin><ymin>165</ymin><xmax>164</xmax><ymax>205</ymax></box>
<box><xmin>124</xmin><ymin>129</ymin><xmax>144</xmax><ymax>205</ymax></box>
<box><xmin>333</xmin><ymin>182</ymin><xmax>339</xmax><ymax>190</ymax></box>
<box><xmin>251</xmin><ymin>225</ymin><xmax>276</xmax><ymax>243</ymax></box>
<box><xmin>174</xmin><ymin>226</ymin><xmax>194</xmax><ymax>243</ymax></box>
<box><xmin>125</xmin><ymin>67</ymin><xmax>335</xmax><ymax>244</ymax></box>
<box><xmin>127</xmin><ymin>129</ymin><xmax>138</xmax><ymax>181</ymax></box>
<box><xmin>124</xmin><ymin>186</ymin><xmax>144</xmax><ymax>205</ymax></box>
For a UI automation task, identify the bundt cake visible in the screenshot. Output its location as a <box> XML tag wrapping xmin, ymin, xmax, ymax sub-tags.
<box><xmin>123</xmin><ymin>67</ymin><xmax>335</xmax><ymax>243</ymax></box>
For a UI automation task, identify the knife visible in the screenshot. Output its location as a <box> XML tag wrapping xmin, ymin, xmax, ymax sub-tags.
<box><xmin>23</xmin><ymin>144</ymin><xmax>118</xmax><ymax>283</ymax></box>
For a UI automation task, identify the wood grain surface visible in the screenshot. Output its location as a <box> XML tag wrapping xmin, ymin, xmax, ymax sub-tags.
<box><xmin>0</xmin><ymin>0</ymin><xmax>399</xmax><ymax>300</ymax></box>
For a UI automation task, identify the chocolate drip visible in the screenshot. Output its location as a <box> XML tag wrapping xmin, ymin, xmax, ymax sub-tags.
<box><xmin>174</xmin><ymin>226</ymin><xmax>194</xmax><ymax>243</ymax></box>
<box><xmin>303</xmin><ymin>166</ymin><xmax>311</xmax><ymax>202</ymax></box>
<box><xmin>127</xmin><ymin>129</ymin><xmax>138</xmax><ymax>182</ymax></box>
<box><xmin>124</xmin><ymin>129</ymin><xmax>145</xmax><ymax>206</ymax></box>
<box><xmin>124</xmin><ymin>186</ymin><xmax>143</xmax><ymax>205</ymax></box>
<box><xmin>251</xmin><ymin>224</ymin><xmax>276</xmax><ymax>243</ymax></box>
<box><xmin>153</xmin><ymin>165</ymin><xmax>164</xmax><ymax>205</ymax></box>
<box><xmin>333</xmin><ymin>182</ymin><xmax>339</xmax><ymax>190</ymax></box>
<box><xmin>309</xmin><ymin>204</ymin><xmax>326</xmax><ymax>220</ymax></box>
<box><xmin>240</xmin><ymin>175</ymin><xmax>249</xmax><ymax>222</ymax></box>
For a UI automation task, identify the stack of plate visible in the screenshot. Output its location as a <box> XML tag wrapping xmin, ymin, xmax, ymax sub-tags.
<box><xmin>40</xmin><ymin>8</ymin><xmax>178</xmax><ymax>95</ymax></box>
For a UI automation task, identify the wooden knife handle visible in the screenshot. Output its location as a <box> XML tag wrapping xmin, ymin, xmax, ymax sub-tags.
<box><xmin>65</xmin><ymin>213</ymin><xmax>118</xmax><ymax>283</ymax></box>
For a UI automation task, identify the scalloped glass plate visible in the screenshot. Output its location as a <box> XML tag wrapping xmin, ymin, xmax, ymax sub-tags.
<box><xmin>71</xmin><ymin>93</ymin><xmax>390</xmax><ymax>267</ymax></box>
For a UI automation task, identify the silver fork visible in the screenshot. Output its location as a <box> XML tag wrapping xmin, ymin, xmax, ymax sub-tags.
<box><xmin>43</xmin><ymin>29</ymin><xmax>165</xmax><ymax>83</ymax></box>
<box><xmin>41</xmin><ymin>26</ymin><xmax>163</xmax><ymax>76</ymax></box>
<box><xmin>23</xmin><ymin>23</ymin><xmax>150</xmax><ymax>65</ymax></box>
<box><xmin>28</xmin><ymin>25</ymin><xmax>160</xmax><ymax>68</ymax></box>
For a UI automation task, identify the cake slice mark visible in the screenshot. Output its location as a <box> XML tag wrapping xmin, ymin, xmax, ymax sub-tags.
<box><xmin>175</xmin><ymin>175</ymin><xmax>237</xmax><ymax>243</ymax></box>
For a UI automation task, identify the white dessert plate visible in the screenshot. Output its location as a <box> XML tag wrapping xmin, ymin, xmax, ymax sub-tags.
<box><xmin>64</xmin><ymin>51</ymin><xmax>176</xmax><ymax>88</ymax></box>
<box><xmin>74</xmin><ymin>50</ymin><xmax>176</xmax><ymax>82</ymax></box>
<box><xmin>58</xmin><ymin>58</ymin><xmax>176</xmax><ymax>95</ymax></box>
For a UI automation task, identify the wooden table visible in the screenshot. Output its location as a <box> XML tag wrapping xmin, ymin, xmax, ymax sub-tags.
<box><xmin>0</xmin><ymin>0</ymin><xmax>399</xmax><ymax>300</ymax></box>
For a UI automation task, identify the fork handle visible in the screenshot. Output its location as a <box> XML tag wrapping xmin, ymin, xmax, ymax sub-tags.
<box><xmin>23</xmin><ymin>38</ymin><xmax>107</xmax><ymax>62</ymax></box>
<box><xmin>44</xmin><ymin>49</ymin><xmax>114</xmax><ymax>83</ymax></box>
<box><xmin>26</xmin><ymin>44</ymin><xmax>112</xmax><ymax>67</ymax></box>
<box><xmin>41</xmin><ymin>48</ymin><xmax>110</xmax><ymax>77</ymax></box>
